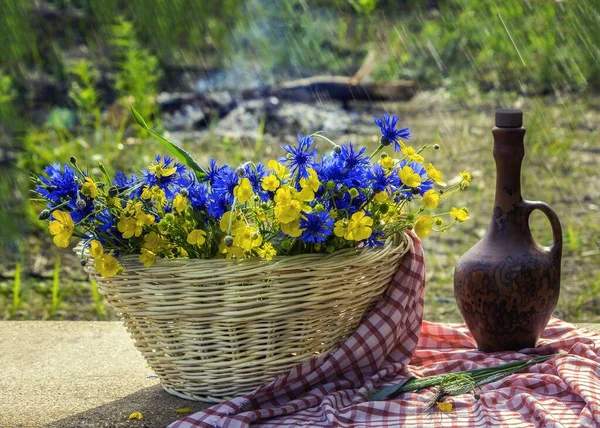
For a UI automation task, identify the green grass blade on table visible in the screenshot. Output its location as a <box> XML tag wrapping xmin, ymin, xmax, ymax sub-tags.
<box><xmin>130</xmin><ymin>105</ymin><xmax>207</xmax><ymax>179</ymax></box>
<box><xmin>49</xmin><ymin>256</ymin><xmax>61</xmax><ymax>318</ymax></box>
<box><xmin>370</xmin><ymin>354</ymin><xmax>559</xmax><ymax>401</ymax></box>
<box><xmin>10</xmin><ymin>263</ymin><xmax>22</xmax><ymax>318</ymax></box>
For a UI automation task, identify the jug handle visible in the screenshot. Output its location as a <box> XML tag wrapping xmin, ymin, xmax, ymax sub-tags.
<box><xmin>523</xmin><ymin>200</ymin><xmax>563</xmax><ymax>258</ymax></box>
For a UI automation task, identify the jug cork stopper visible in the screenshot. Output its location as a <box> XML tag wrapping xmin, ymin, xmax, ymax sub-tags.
<box><xmin>495</xmin><ymin>109</ymin><xmax>523</xmax><ymax>128</ymax></box>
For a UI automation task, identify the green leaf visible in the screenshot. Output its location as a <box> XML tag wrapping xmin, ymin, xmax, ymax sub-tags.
<box><xmin>130</xmin><ymin>105</ymin><xmax>207</xmax><ymax>179</ymax></box>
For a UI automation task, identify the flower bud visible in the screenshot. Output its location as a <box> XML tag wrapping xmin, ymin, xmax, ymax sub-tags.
<box><xmin>406</xmin><ymin>213</ymin><xmax>415</xmax><ymax>221</ymax></box>
<box><xmin>76</xmin><ymin>199</ymin><xmax>86</xmax><ymax>210</ymax></box>
<box><xmin>349</xmin><ymin>188</ymin><xmax>359</xmax><ymax>198</ymax></box>
<box><xmin>433</xmin><ymin>143</ymin><xmax>440</xmax><ymax>150</ymax></box>
<box><xmin>326</xmin><ymin>180</ymin><xmax>336</xmax><ymax>191</ymax></box>
<box><xmin>235</xmin><ymin>167</ymin><xmax>246</xmax><ymax>177</ymax></box>
<box><xmin>108</xmin><ymin>186</ymin><xmax>119</xmax><ymax>197</ymax></box>
<box><xmin>69</xmin><ymin>156</ymin><xmax>77</xmax><ymax>165</ymax></box>
<box><xmin>38</xmin><ymin>209</ymin><xmax>51</xmax><ymax>220</ymax></box>
<box><xmin>333</xmin><ymin>145</ymin><xmax>342</xmax><ymax>154</ymax></box>
<box><xmin>261</xmin><ymin>203</ymin><xmax>269</xmax><ymax>210</ymax></box>
<box><xmin>80</xmin><ymin>259</ymin><xmax>87</xmax><ymax>267</ymax></box>
<box><xmin>439</xmin><ymin>190</ymin><xmax>444</xmax><ymax>195</ymax></box>
<box><xmin>224</xmin><ymin>236</ymin><xmax>234</xmax><ymax>247</ymax></box>
<box><xmin>380</xmin><ymin>136</ymin><xmax>391</xmax><ymax>146</ymax></box>
<box><xmin>379</xmin><ymin>204</ymin><xmax>389</xmax><ymax>214</ymax></box>
<box><xmin>314</xmin><ymin>203</ymin><xmax>325</xmax><ymax>212</ymax></box>
<box><xmin>253</xmin><ymin>195</ymin><xmax>260</xmax><ymax>202</ymax></box>
<box><xmin>179</xmin><ymin>188</ymin><xmax>189</xmax><ymax>197</ymax></box>
<box><xmin>380</xmin><ymin>153</ymin><xmax>388</xmax><ymax>158</ymax></box>
<box><xmin>435</xmin><ymin>218</ymin><xmax>444</xmax><ymax>226</ymax></box>
<box><xmin>407</xmin><ymin>224</ymin><xmax>414</xmax><ymax>230</ymax></box>
<box><xmin>411</xmin><ymin>187</ymin><xmax>420</xmax><ymax>195</ymax></box>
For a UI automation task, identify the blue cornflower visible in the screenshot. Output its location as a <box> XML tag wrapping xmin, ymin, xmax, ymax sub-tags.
<box><xmin>367</xmin><ymin>164</ymin><xmax>399</xmax><ymax>193</ymax></box>
<box><xmin>94</xmin><ymin>209</ymin><xmax>119</xmax><ymax>243</ymax></box>
<box><xmin>281</xmin><ymin>135</ymin><xmax>317</xmax><ymax>179</ymax></box>
<box><xmin>187</xmin><ymin>182</ymin><xmax>209</xmax><ymax>211</ymax></box>
<box><xmin>36</xmin><ymin>163</ymin><xmax>79</xmax><ymax>207</ymax></box>
<box><xmin>300</xmin><ymin>211</ymin><xmax>334</xmax><ymax>244</ymax></box>
<box><xmin>374</xmin><ymin>114</ymin><xmax>411</xmax><ymax>151</ymax></box>
<box><xmin>211</xmin><ymin>166</ymin><xmax>238</xmax><ymax>203</ymax></box>
<box><xmin>244</xmin><ymin>163</ymin><xmax>269</xmax><ymax>201</ymax></box>
<box><xmin>113</xmin><ymin>171</ymin><xmax>142</xmax><ymax>199</ymax></box>
<box><xmin>207</xmin><ymin>194</ymin><xmax>230</xmax><ymax>219</ymax></box>
<box><xmin>398</xmin><ymin>160</ymin><xmax>433</xmax><ymax>196</ymax></box>
<box><xmin>336</xmin><ymin>143</ymin><xmax>369</xmax><ymax>171</ymax></box>
<box><xmin>206</xmin><ymin>158</ymin><xmax>222</xmax><ymax>185</ymax></box>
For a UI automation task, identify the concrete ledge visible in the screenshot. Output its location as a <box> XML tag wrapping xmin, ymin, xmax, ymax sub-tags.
<box><xmin>1</xmin><ymin>322</ymin><xmax>599</xmax><ymax>427</ymax></box>
<box><xmin>0</xmin><ymin>322</ymin><xmax>211</xmax><ymax>427</ymax></box>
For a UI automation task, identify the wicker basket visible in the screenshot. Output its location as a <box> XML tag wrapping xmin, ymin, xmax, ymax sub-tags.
<box><xmin>86</xmin><ymin>232</ymin><xmax>411</xmax><ymax>402</ymax></box>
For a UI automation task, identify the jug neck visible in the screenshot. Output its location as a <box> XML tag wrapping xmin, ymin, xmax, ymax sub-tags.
<box><xmin>492</xmin><ymin>126</ymin><xmax>525</xmax><ymax>211</ymax></box>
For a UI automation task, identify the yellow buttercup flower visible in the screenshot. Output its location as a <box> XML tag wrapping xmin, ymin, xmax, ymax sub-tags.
<box><xmin>459</xmin><ymin>171</ymin><xmax>472</xmax><ymax>189</ymax></box>
<box><xmin>379</xmin><ymin>156</ymin><xmax>395</xmax><ymax>169</ymax></box>
<box><xmin>89</xmin><ymin>240</ymin><xmax>104</xmax><ymax>258</ymax></box>
<box><xmin>399</xmin><ymin>165</ymin><xmax>422</xmax><ymax>188</ymax></box>
<box><xmin>400</xmin><ymin>142</ymin><xmax>424</xmax><ymax>163</ymax></box>
<box><xmin>173</xmin><ymin>194</ymin><xmax>188</xmax><ymax>213</ymax></box>
<box><xmin>117</xmin><ymin>217</ymin><xmax>139</xmax><ymax>239</ymax></box>
<box><xmin>424</xmin><ymin>163</ymin><xmax>445</xmax><ymax>185</ymax></box>
<box><xmin>234</xmin><ymin>226</ymin><xmax>262</xmax><ymax>251</ymax></box>
<box><xmin>281</xmin><ymin>219</ymin><xmax>302</xmax><ymax>237</ymax></box>
<box><xmin>219</xmin><ymin>211</ymin><xmax>245</xmax><ymax>234</ymax></box>
<box><xmin>80</xmin><ymin>177</ymin><xmax>98</xmax><ymax>199</ymax></box>
<box><xmin>450</xmin><ymin>206</ymin><xmax>470</xmax><ymax>222</ymax></box>
<box><xmin>345</xmin><ymin>211</ymin><xmax>373</xmax><ymax>241</ymax></box>
<box><xmin>257</xmin><ymin>243</ymin><xmax>277</xmax><ymax>260</ymax></box>
<box><xmin>414</xmin><ymin>215</ymin><xmax>434</xmax><ymax>238</ymax></box>
<box><xmin>141</xmin><ymin>185</ymin><xmax>167</xmax><ymax>206</ymax></box>
<box><xmin>143</xmin><ymin>231</ymin><xmax>169</xmax><ymax>252</ymax></box>
<box><xmin>261</xmin><ymin>174</ymin><xmax>280</xmax><ymax>192</ymax></box>
<box><xmin>422</xmin><ymin>189</ymin><xmax>440</xmax><ymax>209</ymax></box>
<box><xmin>187</xmin><ymin>229</ymin><xmax>207</xmax><ymax>246</ymax></box>
<box><xmin>95</xmin><ymin>254</ymin><xmax>122</xmax><ymax>277</ymax></box>
<box><xmin>300</xmin><ymin>168</ymin><xmax>320</xmax><ymax>192</ymax></box>
<box><xmin>139</xmin><ymin>249</ymin><xmax>156</xmax><ymax>267</ymax></box>
<box><xmin>374</xmin><ymin>191</ymin><xmax>390</xmax><ymax>203</ymax></box>
<box><xmin>49</xmin><ymin>210</ymin><xmax>75</xmax><ymax>248</ymax></box>
<box><xmin>219</xmin><ymin>237</ymin><xmax>244</xmax><ymax>259</ymax></box>
<box><xmin>294</xmin><ymin>186</ymin><xmax>315</xmax><ymax>202</ymax></box>
<box><xmin>333</xmin><ymin>219</ymin><xmax>348</xmax><ymax>238</ymax></box>
<box><xmin>267</xmin><ymin>159</ymin><xmax>288</xmax><ymax>179</ymax></box>
<box><xmin>234</xmin><ymin>177</ymin><xmax>254</xmax><ymax>203</ymax></box>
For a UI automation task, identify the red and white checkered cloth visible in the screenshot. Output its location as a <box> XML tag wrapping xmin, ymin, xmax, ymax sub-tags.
<box><xmin>170</xmin><ymin>233</ymin><xmax>600</xmax><ymax>428</ymax></box>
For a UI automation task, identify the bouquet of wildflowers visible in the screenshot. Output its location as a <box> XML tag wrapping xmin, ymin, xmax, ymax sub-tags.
<box><xmin>34</xmin><ymin>108</ymin><xmax>471</xmax><ymax>278</ymax></box>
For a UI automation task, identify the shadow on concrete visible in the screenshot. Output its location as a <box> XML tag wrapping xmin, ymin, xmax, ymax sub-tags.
<box><xmin>46</xmin><ymin>385</ymin><xmax>212</xmax><ymax>428</ymax></box>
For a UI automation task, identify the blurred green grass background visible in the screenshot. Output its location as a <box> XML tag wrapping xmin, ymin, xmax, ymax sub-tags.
<box><xmin>0</xmin><ymin>0</ymin><xmax>598</xmax><ymax>321</ymax></box>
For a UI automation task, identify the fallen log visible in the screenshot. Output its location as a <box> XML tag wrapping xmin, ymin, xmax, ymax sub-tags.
<box><xmin>243</xmin><ymin>76</ymin><xmax>417</xmax><ymax>103</ymax></box>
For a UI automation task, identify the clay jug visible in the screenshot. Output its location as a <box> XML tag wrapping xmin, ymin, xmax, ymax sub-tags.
<box><xmin>454</xmin><ymin>109</ymin><xmax>563</xmax><ymax>352</ymax></box>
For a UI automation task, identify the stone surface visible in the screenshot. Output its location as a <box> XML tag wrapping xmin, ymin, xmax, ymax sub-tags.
<box><xmin>0</xmin><ymin>322</ymin><xmax>211</xmax><ymax>428</ymax></box>
<box><xmin>1</xmin><ymin>322</ymin><xmax>599</xmax><ymax>427</ymax></box>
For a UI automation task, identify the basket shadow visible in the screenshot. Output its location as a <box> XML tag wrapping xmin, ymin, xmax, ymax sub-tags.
<box><xmin>46</xmin><ymin>385</ymin><xmax>212</xmax><ymax>428</ymax></box>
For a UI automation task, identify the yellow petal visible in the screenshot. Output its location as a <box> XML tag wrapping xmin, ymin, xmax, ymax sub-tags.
<box><xmin>436</xmin><ymin>401</ymin><xmax>453</xmax><ymax>412</ymax></box>
<box><xmin>53</xmin><ymin>232</ymin><xmax>71</xmax><ymax>248</ymax></box>
<box><xmin>129</xmin><ymin>412</ymin><xmax>144</xmax><ymax>420</ymax></box>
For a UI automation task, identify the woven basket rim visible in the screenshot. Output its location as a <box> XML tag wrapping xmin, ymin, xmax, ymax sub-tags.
<box><xmin>81</xmin><ymin>231</ymin><xmax>411</xmax><ymax>271</ymax></box>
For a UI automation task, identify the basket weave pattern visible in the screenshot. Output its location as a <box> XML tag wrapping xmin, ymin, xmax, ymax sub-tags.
<box><xmin>88</xmin><ymin>233</ymin><xmax>411</xmax><ymax>402</ymax></box>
